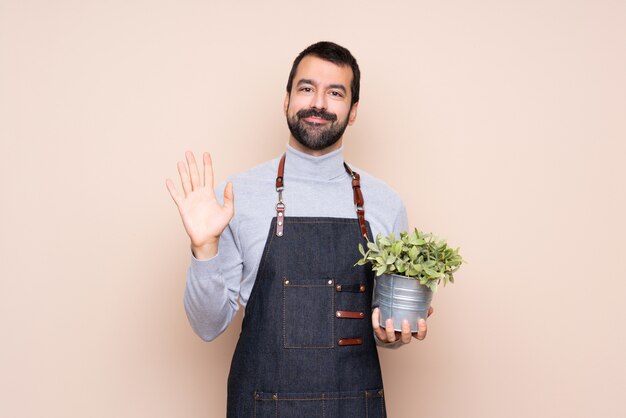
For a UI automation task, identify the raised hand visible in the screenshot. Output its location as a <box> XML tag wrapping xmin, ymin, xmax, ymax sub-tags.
<box><xmin>166</xmin><ymin>151</ymin><xmax>234</xmax><ymax>259</ymax></box>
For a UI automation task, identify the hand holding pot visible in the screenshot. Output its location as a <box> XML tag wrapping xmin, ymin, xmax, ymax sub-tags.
<box><xmin>372</xmin><ymin>306</ymin><xmax>434</xmax><ymax>344</ymax></box>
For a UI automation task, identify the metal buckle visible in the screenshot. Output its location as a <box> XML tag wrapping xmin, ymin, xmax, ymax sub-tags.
<box><xmin>276</xmin><ymin>187</ymin><xmax>284</xmax><ymax>206</ymax></box>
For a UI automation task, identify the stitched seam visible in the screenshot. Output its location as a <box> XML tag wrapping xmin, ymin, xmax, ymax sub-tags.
<box><xmin>287</xmin><ymin>220</ymin><xmax>358</xmax><ymax>225</ymax></box>
<box><xmin>255</xmin><ymin>391</ymin><xmax>383</xmax><ymax>400</ymax></box>
<box><xmin>284</xmin><ymin>345</ymin><xmax>335</xmax><ymax>349</ymax></box>
<box><xmin>257</xmin><ymin>396</ymin><xmax>365</xmax><ymax>401</ymax></box>
<box><xmin>365</xmin><ymin>390</ymin><xmax>368</xmax><ymax>418</ymax></box>
<box><xmin>331</xmin><ymin>284</ymin><xmax>335</xmax><ymax>348</ymax></box>
<box><xmin>283</xmin><ymin>280</ymin><xmax>286</xmax><ymax>349</ymax></box>
<box><xmin>286</xmin><ymin>285</ymin><xmax>330</xmax><ymax>287</ymax></box>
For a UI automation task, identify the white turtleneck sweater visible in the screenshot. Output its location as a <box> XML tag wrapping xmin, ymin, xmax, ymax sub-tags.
<box><xmin>184</xmin><ymin>145</ymin><xmax>408</xmax><ymax>342</ymax></box>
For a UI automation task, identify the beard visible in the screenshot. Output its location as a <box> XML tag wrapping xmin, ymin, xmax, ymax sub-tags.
<box><xmin>287</xmin><ymin>107</ymin><xmax>350</xmax><ymax>151</ymax></box>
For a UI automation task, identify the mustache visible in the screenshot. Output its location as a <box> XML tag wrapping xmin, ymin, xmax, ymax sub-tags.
<box><xmin>296</xmin><ymin>108</ymin><xmax>337</xmax><ymax>123</ymax></box>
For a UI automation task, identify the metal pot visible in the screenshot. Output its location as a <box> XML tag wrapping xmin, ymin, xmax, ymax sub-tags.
<box><xmin>373</xmin><ymin>273</ymin><xmax>433</xmax><ymax>332</ymax></box>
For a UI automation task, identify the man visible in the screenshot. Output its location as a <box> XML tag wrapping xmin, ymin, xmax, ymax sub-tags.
<box><xmin>166</xmin><ymin>41</ymin><xmax>432</xmax><ymax>417</ymax></box>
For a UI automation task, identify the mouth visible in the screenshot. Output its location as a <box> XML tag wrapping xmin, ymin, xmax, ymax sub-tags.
<box><xmin>296</xmin><ymin>108</ymin><xmax>337</xmax><ymax>125</ymax></box>
<box><xmin>303</xmin><ymin>116</ymin><xmax>331</xmax><ymax>124</ymax></box>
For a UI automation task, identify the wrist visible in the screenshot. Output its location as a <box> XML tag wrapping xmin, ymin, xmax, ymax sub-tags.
<box><xmin>191</xmin><ymin>239</ymin><xmax>218</xmax><ymax>260</ymax></box>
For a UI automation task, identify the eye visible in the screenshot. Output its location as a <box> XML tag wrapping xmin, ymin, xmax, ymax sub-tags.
<box><xmin>329</xmin><ymin>90</ymin><xmax>345</xmax><ymax>98</ymax></box>
<box><xmin>299</xmin><ymin>86</ymin><xmax>313</xmax><ymax>93</ymax></box>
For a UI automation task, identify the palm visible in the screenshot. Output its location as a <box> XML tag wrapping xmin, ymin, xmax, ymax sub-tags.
<box><xmin>166</xmin><ymin>151</ymin><xmax>234</xmax><ymax>252</ymax></box>
<box><xmin>178</xmin><ymin>187</ymin><xmax>232</xmax><ymax>246</ymax></box>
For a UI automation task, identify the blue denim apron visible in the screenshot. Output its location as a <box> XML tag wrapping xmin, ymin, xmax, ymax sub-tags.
<box><xmin>227</xmin><ymin>156</ymin><xmax>386</xmax><ymax>417</ymax></box>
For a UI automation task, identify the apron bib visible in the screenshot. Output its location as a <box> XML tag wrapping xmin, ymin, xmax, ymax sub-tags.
<box><xmin>227</xmin><ymin>156</ymin><xmax>386</xmax><ymax>418</ymax></box>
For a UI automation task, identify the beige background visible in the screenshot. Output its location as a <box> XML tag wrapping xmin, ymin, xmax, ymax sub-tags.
<box><xmin>1</xmin><ymin>0</ymin><xmax>625</xmax><ymax>417</ymax></box>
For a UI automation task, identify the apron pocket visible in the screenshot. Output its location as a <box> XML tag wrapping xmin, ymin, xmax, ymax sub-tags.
<box><xmin>254</xmin><ymin>389</ymin><xmax>385</xmax><ymax>418</ymax></box>
<box><xmin>283</xmin><ymin>278</ymin><xmax>335</xmax><ymax>348</ymax></box>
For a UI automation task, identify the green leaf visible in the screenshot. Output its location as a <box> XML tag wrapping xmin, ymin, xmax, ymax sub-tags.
<box><xmin>409</xmin><ymin>246</ymin><xmax>419</xmax><ymax>261</ymax></box>
<box><xmin>375</xmin><ymin>265</ymin><xmax>387</xmax><ymax>276</ymax></box>
<box><xmin>358</xmin><ymin>243</ymin><xmax>365</xmax><ymax>257</ymax></box>
<box><xmin>424</xmin><ymin>267</ymin><xmax>438</xmax><ymax>278</ymax></box>
<box><xmin>409</xmin><ymin>263</ymin><xmax>422</xmax><ymax>273</ymax></box>
<box><xmin>392</xmin><ymin>242</ymin><xmax>403</xmax><ymax>256</ymax></box>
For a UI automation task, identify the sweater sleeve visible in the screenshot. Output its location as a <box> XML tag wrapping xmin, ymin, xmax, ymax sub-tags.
<box><xmin>183</xmin><ymin>186</ymin><xmax>244</xmax><ymax>342</ymax></box>
<box><xmin>392</xmin><ymin>200</ymin><xmax>409</xmax><ymax>235</ymax></box>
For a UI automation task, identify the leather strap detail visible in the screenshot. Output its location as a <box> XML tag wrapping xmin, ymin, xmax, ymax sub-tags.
<box><xmin>274</xmin><ymin>154</ymin><xmax>367</xmax><ymax>239</ymax></box>
<box><xmin>275</xmin><ymin>154</ymin><xmax>286</xmax><ymax>237</ymax></box>
<box><xmin>276</xmin><ymin>205</ymin><xmax>285</xmax><ymax>237</ymax></box>
<box><xmin>336</xmin><ymin>310</ymin><xmax>364</xmax><ymax>319</ymax></box>
<box><xmin>276</xmin><ymin>154</ymin><xmax>285</xmax><ymax>190</ymax></box>
<box><xmin>335</xmin><ymin>284</ymin><xmax>366</xmax><ymax>293</ymax></box>
<box><xmin>337</xmin><ymin>338</ymin><xmax>363</xmax><ymax>346</ymax></box>
<box><xmin>343</xmin><ymin>162</ymin><xmax>368</xmax><ymax>239</ymax></box>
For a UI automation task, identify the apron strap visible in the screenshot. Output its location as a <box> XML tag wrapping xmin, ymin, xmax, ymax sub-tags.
<box><xmin>275</xmin><ymin>154</ymin><xmax>286</xmax><ymax>237</ymax></box>
<box><xmin>275</xmin><ymin>153</ymin><xmax>368</xmax><ymax>239</ymax></box>
<box><xmin>343</xmin><ymin>162</ymin><xmax>368</xmax><ymax>239</ymax></box>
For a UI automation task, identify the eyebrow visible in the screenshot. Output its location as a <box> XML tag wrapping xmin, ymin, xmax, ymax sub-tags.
<box><xmin>297</xmin><ymin>79</ymin><xmax>347</xmax><ymax>93</ymax></box>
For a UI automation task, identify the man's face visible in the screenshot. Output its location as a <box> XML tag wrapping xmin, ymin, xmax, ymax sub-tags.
<box><xmin>285</xmin><ymin>55</ymin><xmax>358</xmax><ymax>152</ymax></box>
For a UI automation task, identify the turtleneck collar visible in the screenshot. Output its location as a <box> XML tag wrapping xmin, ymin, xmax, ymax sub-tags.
<box><xmin>283</xmin><ymin>143</ymin><xmax>347</xmax><ymax>181</ymax></box>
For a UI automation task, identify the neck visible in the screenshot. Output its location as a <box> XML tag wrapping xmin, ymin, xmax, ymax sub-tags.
<box><xmin>284</xmin><ymin>142</ymin><xmax>346</xmax><ymax>181</ymax></box>
<box><xmin>288</xmin><ymin>136</ymin><xmax>344</xmax><ymax>157</ymax></box>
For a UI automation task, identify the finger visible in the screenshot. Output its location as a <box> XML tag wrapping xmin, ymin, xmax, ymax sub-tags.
<box><xmin>400</xmin><ymin>319</ymin><xmax>412</xmax><ymax>344</ymax></box>
<box><xmin>371</xmin><ymin>308</ymin><xmax>387</xmax><ymax>342</ymax></box>
<box><xmin>165</xmin><ymin>179</ymin><xmax>182</xmax><ymax>206</ymax></box>
<box><xmin>414</xmin><ymin>318</ymin><xmax>427</xmax><ymax>341</ymax></box>
<box><xmin>427</xmin><ymin>306</ymin><xmax>434</xmax><ymax>317</ymax></box>
<box><xmin>177</xmin><ymin>161</ymin><xmax>192</xmax><ymax>197</ymax></box>
<box><xmin>185</xmin><ymin>151</ymin><xmax>201</xmax><ymax>190</ymax></box>
<box><xmin>202</xmin><ymin>152</ymin><xmax>214</xmax><ymax>189</ymax></box>
<box><xmin>223</xmin><ymin>182</ymin><xmax>235</xmax><ymax>216</ymax></box>
<box><xmin>385</xmin><ymin>318</ymin><xmax>396</xmax><ymax>342</ymax></box>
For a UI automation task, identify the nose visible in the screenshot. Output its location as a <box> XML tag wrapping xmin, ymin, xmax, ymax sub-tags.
<box><xmin>310</xmin><ymin>89</ymin><xmax>327</xmax><ymax>110</ymax></box>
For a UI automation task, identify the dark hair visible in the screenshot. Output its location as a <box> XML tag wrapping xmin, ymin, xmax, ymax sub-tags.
<box><xmin>286</xmin><ymin>41</ymin><xmax>360</xmax><ymax>105</ymax></box>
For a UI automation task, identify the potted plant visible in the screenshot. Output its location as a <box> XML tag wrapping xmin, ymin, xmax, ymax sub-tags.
<box><xmin>356</xmin><ymin>228</ymin><xmax>464</xmax><ymax>332</ymax></box>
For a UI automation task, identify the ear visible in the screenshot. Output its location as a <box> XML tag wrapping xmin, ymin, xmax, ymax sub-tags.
<box><xmin>347</xmin><ymin>102</ymin><xmax>359</xmax><ymax>125</ymax></box>
<box><xmin>283</xmin><ymin>92</ymin><xmax>290</xmax><ymax>115</ymax></box>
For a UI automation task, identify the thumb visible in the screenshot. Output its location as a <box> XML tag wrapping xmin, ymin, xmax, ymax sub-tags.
<box><xmin>223</xmin><ymin>182</ymin><xmax>235</xmax><ymax>213</ymax></box>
